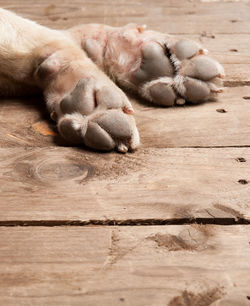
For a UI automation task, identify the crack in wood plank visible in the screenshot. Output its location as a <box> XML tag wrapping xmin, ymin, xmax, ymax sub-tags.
<box><xmin>224</xmin><ymin>80</ymin><xmax>250</xmax><ymax>87</ymax></box>
<box><xmin>0</xmin><ymin>218</ymin><xmax>249</xmax><ymax>227</ymax></box>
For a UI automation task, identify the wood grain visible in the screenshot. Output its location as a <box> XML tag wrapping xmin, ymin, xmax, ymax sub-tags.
<box><xmin>134</xmin><ymin>86</ymin><xmax>250</xmax><ymax>148</ymax></box>
<box><xmin>0</xmin><ymin>87</ymin><xmax>249</xmax><ymax>148</ymax></box>
<box><xmin>0</xmin><ymin>147</ymin><xmax>249</xmax><ymax>221</ymax></box>
<box><xmin>0</xmin><ymin>1</ymin><xmax>249</xmax><ymax>304</ymax></box>
<box><xmin>2</xmin><ymin>0</ymin><xmax>250</xmax><ymax>35</ymax></box>
<box><xmin>0</xmin><ymin>225</ymin><xmax>249</xmax><ymax>305</ymax></box>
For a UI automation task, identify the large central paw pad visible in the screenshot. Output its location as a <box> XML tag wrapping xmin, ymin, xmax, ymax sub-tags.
<box><xmin>133</xmin><ymin>37</ymin><xmax>224</xmax><ymax>106</ymax></box>
<box><xmin>55</xmin><ymin>78</ymin><xmax>139</xmax><ymax>153</ymax></box>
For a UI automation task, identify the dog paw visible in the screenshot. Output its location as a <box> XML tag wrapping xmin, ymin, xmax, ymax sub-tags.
<box><xmin>136</xmin><ymin>39</ymin><xmax>224</xmax><ymax>105</ymax></box>
<box><xmin>54</xmin><ymin>78</ymin><xmax>139</xmax><ymax>152</ymax></box>
<box><xmin>95</xmin><ymin>24</ymin><xmax>225</xmax><ymax>106</ymax></box>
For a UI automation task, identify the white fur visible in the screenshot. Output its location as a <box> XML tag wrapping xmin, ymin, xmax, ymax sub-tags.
<box><xmin>173</xmin><ymin>75</ymin><xmax>186</xmax><ymax>96</ymax></box>
<box><xmin>62</xmin><ymin>113</ymin><xmax>88</xmax><ymax>132</ymax></box>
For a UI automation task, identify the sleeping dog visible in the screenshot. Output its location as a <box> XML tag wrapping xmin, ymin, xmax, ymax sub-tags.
<box><xmin>0</xmin><ymin>8</ymin><xmax>224</xmax><ymax>152</ymax></box>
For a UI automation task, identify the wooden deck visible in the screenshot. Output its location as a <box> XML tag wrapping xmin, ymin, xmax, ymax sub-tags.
<box><xmin>0</xmin><ymin>0</ymin><xmax>249</xmax><ymax>305</ymax></box>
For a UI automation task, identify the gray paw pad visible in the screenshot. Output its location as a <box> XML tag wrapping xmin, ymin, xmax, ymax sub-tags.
<box><xmin>184</xmin><ymin>77</ymin><xmax>210</xmax><ymax>103</ymax></box>
<box><xmin>182</xmin><ymin>56</ymin><xmax>221</xmax><ymax>81</ymax></box>
<box><xmin>149</xmin><ymin>82</ymin><xmax>176</xmax><ymax>106</ymax></box>
<box><xmin>130</xmin><ymin>36</ymin><xmax>224</xmax><ymax>106</ymax></box>
<box><xmin>56</xmin><ymin>78</ymin><xmax>138</xmax><ymax>152</ymax></box>
<box><xmin>58</xmin><ymin>115</ymin><xmax>88</xmax><ymax>144</ymax></box>
<box><xmin>84</xmin><ymin>121</ymin><xmax>116</xmax><ymax>151</ymax></box>
<box><xmin>133</xmin><ymin>43</ymin><xmax>174</xmax><ymax>84</ymax></box>
<box><xmin>172</xmin><ymin>39</ymin><xmax>200</xmax><ymax>60</ymax></box>
<box><xmin>94</xmin><ymin>109</ymin><xmax>132</xmax><ymax>139</ymax></box>
<box><xmin>60</xmin><ymin>80</ymin><xmax>95</xmax><ymax>115</ymax></box>
<box><xmin>96</xmin><ymin>86</ymin><xmax>123</xmax><ymax>109</ymax></box>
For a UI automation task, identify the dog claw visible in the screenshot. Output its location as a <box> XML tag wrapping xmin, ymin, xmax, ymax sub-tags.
<box><xmin>123</xmin><ymin>107</ymin><xmax>134</xmax><ymax>114</ymax></box>
<box><xmin>176</xmin><ymin>98</ymin><xmax>186</xmax><ymax>105</ymax></box>
<box><xmin>211</xmin><ymin>88</ymin><xmax>223</xmax><ymax>93</ymax></box>
<box><xmin>117</xmin><ymin>142</ymin><xmax>129</xmax><ymax>153</ymax></box>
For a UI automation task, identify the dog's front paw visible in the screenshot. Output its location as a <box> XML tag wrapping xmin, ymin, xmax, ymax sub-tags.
<box><xmin>136</xmin><ymin>38</ymin><xmax>224</xmax><ymax>106</ymax></box>
<box><xmin>68</xmin><ymin>24</ymin><xmax>224</xmax><ymax>106</ymax></box>
<box><xmin>55</xmin><ymin>78</ymin><xmax>139</xmax><ymax>153</ymax></box>
<box><xmin>91</xmin><ymin>24</ymin><xmax>225</xmax><ymax>106</ymax></box>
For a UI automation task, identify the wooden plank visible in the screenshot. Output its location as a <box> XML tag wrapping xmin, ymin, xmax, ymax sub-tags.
<box><xmin>1</xmin><ymin>3</ymin><xmax>249</xmax><ymax>83</ymax></box>
<box><xmin>134</xmin><ymin>86</ymin><xmax>250</xmax><ymax>148</ymax></box>
<box><xmin>2</xmin><ymin>0</ymin><xmax>250</xmax><ymax>35</ymax></box>
<box><xmin>181</xmin><ymin>34</ymin><xmax>250</xmax><ymax>65</ymax></box>
<box><xmin>0</xmin><ymin>147</ymin><xmax>249</xmax><ymax>221</ymax></box>
<box><xmin>0</xmin><ymin>97</ymin><xmax>58</xmax><ymax>148</ymax></box>
<box><xmin>0</xmin><ymin>87</ymin><xmax>249</xmax><ymax>148</ymax></box>
<box><xmin>0</xmin><ymin>225</ymin><xmax>249</xmax><ymax>305</ymax></box>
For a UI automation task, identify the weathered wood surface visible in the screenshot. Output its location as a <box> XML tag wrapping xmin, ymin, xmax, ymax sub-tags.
<box><xmin>0</xmin><ymin>1</ymin><xmax>249</xmax><ymax>305</ymax></box>
<box><xmin>0</xmin><ymin>225</ymin><xmax>249</xmax><ymax>305</ymax></box>
<box><xmin>1</xmin><ymin>1</ymin><xmax>250</xmax><ymax>84</ymax></box>
<box><xmin>0</xmin><ymin>147</ymin><xmax>249</xmax><ymax>221</ymax></box>
<box><xmin>0</xmin><ymin>87</ymin><xmax>249</xmax><ymax>148</ymax></box>
<box><xmin>3</xmin><ymin>0</ymin><xmax>250</xmax><ymax>34</ymax></box>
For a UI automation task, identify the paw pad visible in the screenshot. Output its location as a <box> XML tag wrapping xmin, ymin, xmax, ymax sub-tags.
<box><xmin>149</xmin><ymin>82</ymin><xmax>176</xmax><ymax>106</ymax></box>
<box><xmin>55</xmin><ymin>79</ymin><xmax>139</xmax><ymax>152</ymax></box>
<box><xmin>171</xmin><ymin>39</ymin><xmax>200</xmax><ymax>60</ymax></box>
<box><xmin>131</xmin><ymin>35</ymin><xmax>224</xmax><ymax>106</ymax></box>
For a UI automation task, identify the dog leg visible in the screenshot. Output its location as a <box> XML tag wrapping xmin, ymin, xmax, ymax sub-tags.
<box><xmin>0</xmin><ymin>9</ymin><xmax>139</xmax><ymax>152</ymax></box>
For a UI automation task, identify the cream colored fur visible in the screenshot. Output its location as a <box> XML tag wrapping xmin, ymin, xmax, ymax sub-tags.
<box><xmin>0</xmin><ymin>9</ymin><xmax>104</xmax><ymax>103</ymax></box>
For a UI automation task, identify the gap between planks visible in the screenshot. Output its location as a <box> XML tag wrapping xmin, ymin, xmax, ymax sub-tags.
<box><xmin>0</xmin><ymin>218</ymin><xmax>249</xmax><ymax>227</ymax></box>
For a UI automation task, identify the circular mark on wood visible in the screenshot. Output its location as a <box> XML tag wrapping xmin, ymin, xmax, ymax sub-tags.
<box><xmin>13</xmin><ymin>150</ymin><xmax>94</xmax><ymax>184</ymax></box>
<box><xmin>37</xmin><ymin>162</ymin><xmax>89</xmax><ymax>181</ymax></box>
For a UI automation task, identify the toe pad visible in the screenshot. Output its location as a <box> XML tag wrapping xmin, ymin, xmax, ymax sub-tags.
<box><xmin>149</xmin><ymin>82</ymin><xmax>176</xmax><ymax>106</ymax></box>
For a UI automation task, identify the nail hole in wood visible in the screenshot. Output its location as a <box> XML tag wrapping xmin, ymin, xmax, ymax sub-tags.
<box><xmin>229</xmin><ymin>49</ymin><xmax>238</xmax><ymax>52</ymax></box>
<box><xmin>238</xmin><ymin>179</ymin><xmax>248</xmax><ymax>185</ymax></box>
<box><xmin>235</xmin><ymin>157</ymin><xmax>246</xmax><ymax>162</ymax></box>
<box><xmin>201</xmin><ymin>31</ymin><xmax>215</xmax><ymax>39</ymax></box>
<box><xmin>216</xmin><ymin>109</ymin><xmax>227</xmax><ymax>113</ymax></box>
